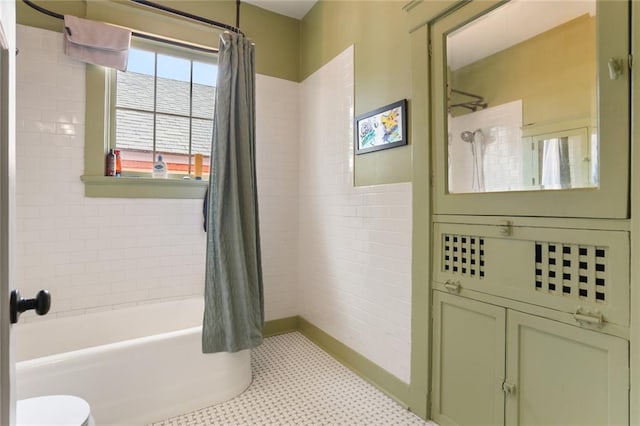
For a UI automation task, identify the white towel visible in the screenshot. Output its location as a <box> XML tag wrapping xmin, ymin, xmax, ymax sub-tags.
<box><xmin>63</xmin><ymin>15</ymin><xmax>131</xmax><ymax>71</ymax></box>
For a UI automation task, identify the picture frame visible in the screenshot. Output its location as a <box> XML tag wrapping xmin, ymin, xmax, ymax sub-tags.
<box><xmin>355</xmin><ymin>99</ymin><xmax>408</xmax><ymax>155</ymax></box>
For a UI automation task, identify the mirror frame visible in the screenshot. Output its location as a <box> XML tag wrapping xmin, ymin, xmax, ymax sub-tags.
<box><xmin>431</xmin><ymin>0</ymin><xmax>629</xmax><ymax>218</ymax></box>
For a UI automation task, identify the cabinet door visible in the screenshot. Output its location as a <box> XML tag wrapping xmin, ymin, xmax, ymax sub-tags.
<box><xmin>432</xmin><ymin>291</ymin><xmax>506</xmax><ymax>426</ymax></box>
<box><xmin>506</xmin><ymin>311</ymin><xmax>628</xmax><ymax>425</ymax></box>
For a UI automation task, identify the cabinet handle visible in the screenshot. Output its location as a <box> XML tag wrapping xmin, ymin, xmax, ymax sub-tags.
<box><xmin>502</xmin><ymin>381</ymin><xmax>516</xmax><ymax>395</ymax></box>
<box><xmin>444</xmin><ymin>280</ymin><xmax>461</xmax><ymax>293</ymax></box>
<box><xmin>573</xmin><ymin>311</ymin><xmax>603</xmax><ymax>326</ymax></box>
<box><xmin>498</xmin><ymin>220</ymin><xmax>513</xmax><ymax>236</ymax></box>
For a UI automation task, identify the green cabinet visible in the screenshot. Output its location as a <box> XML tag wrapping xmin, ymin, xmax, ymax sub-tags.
<box><xmin>506</xmin><ymin>310</ymin><xmax>628</xmax><ymax>426</ymax></box>
<box><xmin>432</xmin><ymin>291</ymin><xmax>628</xmax><ymax>426</ymax></box>
<box><xmin>432</xmin><ymin>291</ymin><xmax>505</xmax><ymax>425</ymax></box>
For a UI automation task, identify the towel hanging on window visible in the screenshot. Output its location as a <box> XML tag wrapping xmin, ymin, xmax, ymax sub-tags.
<box><xmin>63</xmin><ymin>15</ymin><xmax>131</xmax><ymax>71</ymax></box>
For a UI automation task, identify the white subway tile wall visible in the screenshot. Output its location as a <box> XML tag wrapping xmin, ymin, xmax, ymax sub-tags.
<box><xmin>15</xmin><ymin>25</ymin><xmax>298</xmax><ymax>321</ymax></box>
<box><xmin>298</xmin><ymin>46</ymin><xmax>413</xmax><ymax>383</ymax></box>
<box><xmin>255</xmin><ymin>74</ymin><xmax>300</xmax><ymax>321</ymax></box>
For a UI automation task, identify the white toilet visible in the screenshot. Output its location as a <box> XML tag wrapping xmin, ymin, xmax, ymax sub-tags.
<box><xmin>17</xmin><ymin>395</ymin><xmax>94</xmax><ymax>426</ymax></box>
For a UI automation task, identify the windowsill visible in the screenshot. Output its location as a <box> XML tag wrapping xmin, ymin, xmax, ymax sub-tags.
<box><xmin>81</xmin><ymin>175</ymin><xmax>208</xmax><ymax>199</ymax></box>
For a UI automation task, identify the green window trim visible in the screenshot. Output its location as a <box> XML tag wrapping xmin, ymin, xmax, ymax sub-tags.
<box><xmin>83</xmin><ymin>38</ymin><xmax>215</xmax><ymax>200</ymax></box>
<box><xmin>80</xmin><ymin>176</ymin><xmax>207</xmax><ymax>199</ymax></box>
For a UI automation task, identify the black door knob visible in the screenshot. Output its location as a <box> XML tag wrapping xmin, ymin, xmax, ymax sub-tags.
<box><xmin>10</xmin><ymin>289</ymin><xmax>51</xmax><ymax>324</ymax></box>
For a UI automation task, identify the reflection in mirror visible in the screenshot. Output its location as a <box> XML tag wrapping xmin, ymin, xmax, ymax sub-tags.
<box><xmin>446</xmin><ymin>0</ymin><xmax>597</xmax><ymax>193</ymax></box>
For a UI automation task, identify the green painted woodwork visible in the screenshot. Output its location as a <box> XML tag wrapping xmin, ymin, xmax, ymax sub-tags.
<box><xmin>407</xmin><ymin>22</ymin><xmax>431</xmax><ymax>422</ymax></box>
<box><xmin>260</xmin><ymin>316</ymin><xmax>415</xmax><ymax>414</ymax></box>
<box><xmin>81</xmin><ymin>176</ymin><xmax>207</xmax><ymax>198</ymax></box>
<box><xmin>85</xmin><ymin>39</ymin><xmax>218</xmax><ymax>198</ymax></box>
<box><xmin>85</xmin><ymin>64</ymin><xmax>109</xmax><ymax>177</ymax></box>
<box><xmin>430</xmin><ymin>0</ymin><xmax>630</xmax><ymax>218</ymax></box>
<box><xmin>506</xmin><ymin>310</ymin><xmax>628</xmax><ymax>425</ymax></box>
<box><xmin>16</xmin><ymin>0</ymin><xmax>299</xmax><ymax>82</ymax></box>
<box><xmin>298</xmin><ymin>316</ymin><xmax>413</xmax><ymax>411</ymax></box>
<box><xmin>262</xmin><ymin>316</ymin><xmax>299</xmax><ymax>338</ymax></box>
<box><xmin>433</xmin><ymin>222</ymin><xmax>630</xmax><ymax>328</ymax></box>
<box><xmin>630</xmin><ymin>5</ymin><xmax>640</xmax><ymax>424</ymax></box>
<box><xmin>433</xmin><ymin>291</ymin><xmax>629</xmax><ymax>426</ymax></box>
<box><xmin>432</xmin><ymin>291</ymin><xmax>505</xmax><ymax>426</ymax></box>
<box><xmin>300</xmin><ymin>1</ymin><xmax>412</xmax><ymax>186</ymax></box>
<box><xmin>405</xmin><ymin>1</ymin><xmax>458</xmax><ymax>420</ymax></box>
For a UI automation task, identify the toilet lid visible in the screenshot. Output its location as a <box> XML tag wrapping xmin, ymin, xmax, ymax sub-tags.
<box><xmin>17</xmin><ymin>395</ymin><xmax>91</xmax><ymax>426</ymax></box>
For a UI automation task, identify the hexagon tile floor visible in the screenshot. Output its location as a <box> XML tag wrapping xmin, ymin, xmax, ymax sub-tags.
<box><xmin>149</xmin><ymin>331</ymin><xmax>434</xmax><ymax>426</ymax></box>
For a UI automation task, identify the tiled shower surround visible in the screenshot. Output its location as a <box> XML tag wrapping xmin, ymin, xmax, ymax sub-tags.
<box><xmin>16</xmin><ymin>27</ymin><xmax>412</xmax><ymax>385</ymax></box>
<box><xmin>15</xmin><ymin>25</ymin><xmax>299</xmax><ymax>322</ymax></box>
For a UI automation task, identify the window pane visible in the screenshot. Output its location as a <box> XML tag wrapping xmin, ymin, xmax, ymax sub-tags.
<box><xmin>127</xmin><ymin>48</ymin><xmax>155</xmax><ymax>75</ymax></box>
<box><xmin>118</xmin><ymin>148</ymin><xmax>153</xmax><ymax>174</ymax></box>
<box><xmin>156</xmin><ymin>54</ymin><xmax>190</xmax><ymax>116</ymax></box>
<box><xmin>193</xmin><ymin>62</ymin><xmax>216</xmax><ymax>119</ymax></box>
<box><xmin>115</xmin><ymin>109</ymin><xmax>154</xmax><ymax>151</ymax></box>
<box><xmin>193</xmin><ymin>61</ymin><xmax>217</xmax><ymax>86</ymax></box>
<box><xmin>116</xmin><ymin>71</ymin><xmax>154</xmax><ymax>111</ymax></box>
<box><xmin>193</xmin><ymin>85</ymin><xmax>215</xmax><ymax>119</ymax></box>
<box><xmin>192</xmin><ymin>118</ymin><xmax>213</xmax><ymax>155</ymax></box>
<box><xmin>156</xmin><ymin>114</ymin><xmax>190</xmax><ymax>154</ymax></box>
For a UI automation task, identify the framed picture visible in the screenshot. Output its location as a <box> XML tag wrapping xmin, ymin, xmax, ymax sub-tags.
<box><xmin>355</xmin><ymin>99</ymin><xmax>408</xmax><ymax>155</ymax></box>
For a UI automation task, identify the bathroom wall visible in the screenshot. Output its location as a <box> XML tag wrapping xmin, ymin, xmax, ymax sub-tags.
<box><xmin>298</xmin><ymin>46</ymin><xmax>413</xmax><ymax>383</ymax></box>
<box><xmin>300</xmin><ymin>1</ymin><xmax>412</xmax><ymax>187</ymax></box>
<box><xmin>15</xmin><ymin>25</ymin><xmax>299</xmax><ymax>322</ymax></box>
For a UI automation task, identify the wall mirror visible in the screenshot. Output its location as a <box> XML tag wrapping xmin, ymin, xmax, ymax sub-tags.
<box><xmin>431</xmin><ymin>0</ymin><xmax>629</xmax><ymax>218</ymax></box>
<box><xmin>447</xmin><ymin>0</ymin><xmax>596</xmax><ymax>194</ymax></box>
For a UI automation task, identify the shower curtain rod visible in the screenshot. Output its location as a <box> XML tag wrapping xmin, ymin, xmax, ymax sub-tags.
<box><xmin>450</xmin><ymin>88</ymin><xmax>488</xmax><ymax>112</ymax></box>
<box><xmin>22</xmin><ymin>0</ymin><xmax>245</xmax><ymax>54</ymax></box>
<box><xmin>130</xmin><ymin>0</ymin><xmax>244</xmax><ymax>36</ymax></box>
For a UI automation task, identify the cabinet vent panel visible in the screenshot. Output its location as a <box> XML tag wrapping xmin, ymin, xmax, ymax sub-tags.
<box><xmin>535</xmin><ymin>242</ymin><xmax>608</xmax><ymax>303</ymax></box>
<box><xmin>443</xmin><ymin>233</ymin><xmax>485</xmax><ymax>278</ymax></box>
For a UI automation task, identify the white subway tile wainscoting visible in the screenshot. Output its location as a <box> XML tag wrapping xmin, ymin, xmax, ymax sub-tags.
<box><xmin>150</xmin><ymin>332</ymin><xmax>432</xmax><ymax>426</ymax></box>
<box><xmin>298</xmin><ymin>46</ymin><xmax>413</xmax><ymax>384</ymax></box>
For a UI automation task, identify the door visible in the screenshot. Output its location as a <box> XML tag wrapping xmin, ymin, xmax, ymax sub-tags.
<box><xmin>0</xmin><ymin>3</ymin><xmax>16</xmax><ymax>424</ymax></box>
<box><xmin>432</xmin><ymin>291</ymin><xmax>506</xmax><ymax>426</ymax></box>
<box><xmin>506</xmin><ymin>310</ymin><xmax>628</xmax><ymax>426</ymax></box>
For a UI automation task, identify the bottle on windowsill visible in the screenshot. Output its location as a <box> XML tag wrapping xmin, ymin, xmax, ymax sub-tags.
<box><xmin>152</xmin><ymin>154</ymin><xmax>168</xmax><ymax>179</ymax></box>
<box><xmin>114</xmin><ymin>150</ymin><xmax>122</xmax><ymax>177</ymax></box>
<box><xmin>105</xmin><ymin>149</ymin><xmax>116</xmax><ymax>177</ymax></box>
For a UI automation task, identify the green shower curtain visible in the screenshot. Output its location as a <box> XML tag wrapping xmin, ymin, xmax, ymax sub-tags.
<box><xmin>202</xmin><ymin>31</ymin><xmax>264</xmax><ymax>353</ymax></box>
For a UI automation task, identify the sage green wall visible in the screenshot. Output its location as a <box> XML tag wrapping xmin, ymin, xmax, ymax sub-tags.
<box><xmin>300</xmin><ymin>1</ymin><xmax>412</xmax><ymax>186</ymax></box>
<box><xmin>16</xmin><ymin>0</ymin><xmax>299</xmax><ymax>82</ymax></box>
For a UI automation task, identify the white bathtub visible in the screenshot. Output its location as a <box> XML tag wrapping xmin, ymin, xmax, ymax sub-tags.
<box><xmin>15</xmin><ymin>298</ymin><xmax>252</xmax><ymax>425</ymax></box>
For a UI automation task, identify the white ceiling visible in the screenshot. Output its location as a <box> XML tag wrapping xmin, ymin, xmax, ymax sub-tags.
<box><xmin>447</xmin><ymin>0</ymin><xmax>596</xmax><ymax>71</ymax></box>
<box><xmin>243</xmin><ymin>0</ymin><xmax>317</xmax><ymax>19</ymax></box>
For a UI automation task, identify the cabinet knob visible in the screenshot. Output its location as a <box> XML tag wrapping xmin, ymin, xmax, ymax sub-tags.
<box><xmin>608</xmin><ymin>57</ymin><xmax>624</xmax><ymax>80</ymax></box>
<box><xmin>502</xmin><ymin>381</ymin><xmax>517</xmax><ymax>395</ymax></box>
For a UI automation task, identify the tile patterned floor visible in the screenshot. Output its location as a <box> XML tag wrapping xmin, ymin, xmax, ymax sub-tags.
<box><xmin>149</xmin><ymin>332</ymin><xmax>433</xmax><ymax>425</ymax></box>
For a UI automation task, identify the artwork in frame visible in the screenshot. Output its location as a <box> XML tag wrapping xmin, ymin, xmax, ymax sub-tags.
<box><xmin>355</xmin><ymin>99</ymin><xmax>408</xmax><ymax>154</ymax></box>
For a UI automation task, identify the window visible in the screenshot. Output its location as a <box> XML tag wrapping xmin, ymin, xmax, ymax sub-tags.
<box><xmin>113</xmin><ymin>42</ymin><xmax>217</xmax><ymax>179</ymax></box>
